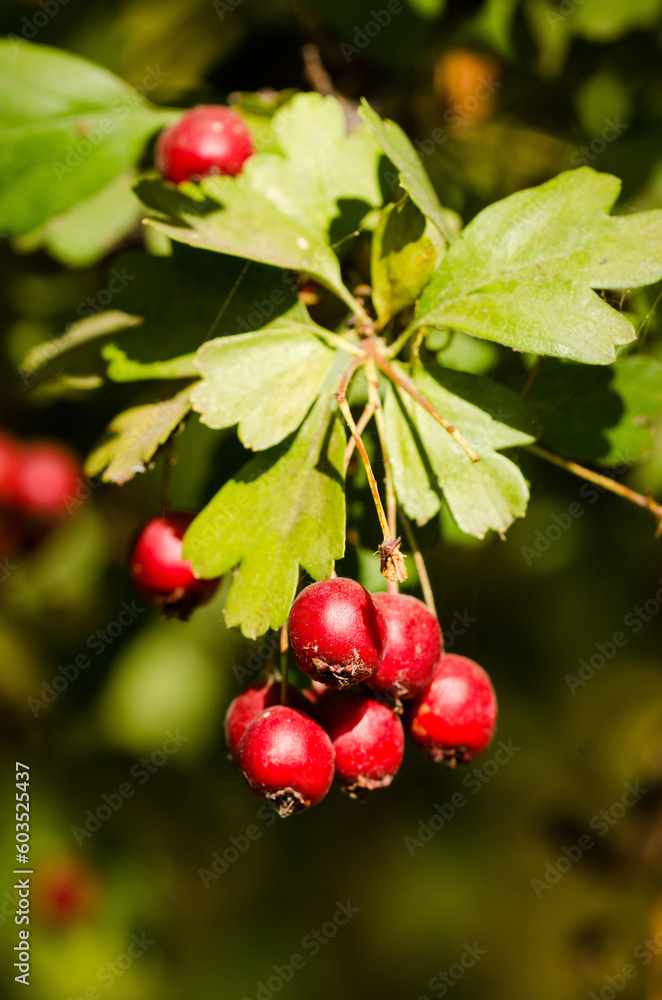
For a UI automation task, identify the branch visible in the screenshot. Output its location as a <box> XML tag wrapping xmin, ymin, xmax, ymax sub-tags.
<box><xmin>527</xmin><ymin>444</ymin><xmax>662</xmax><ymax>536</ymax></box>
<box><xmin>374</xmin><ymin>354</ymin><xmax>481</xmax><ymax>463</ymax></box>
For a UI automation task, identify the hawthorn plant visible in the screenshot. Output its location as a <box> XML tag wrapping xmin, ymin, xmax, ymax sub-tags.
<box><xmin>4</xmin><ymin>41</ymin><xmax>662</xmax><ymax>811</ymax></box>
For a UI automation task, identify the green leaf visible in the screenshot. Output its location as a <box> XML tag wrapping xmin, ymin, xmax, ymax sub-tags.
<box><xmin>85</xmin><ymin>385</ymin><xmax>194</xmax><ymax>484</ymax></box>
<box><xmin>13</xmin><ymin>170</ymin><xmax>142</xmax><ymax>268</ymax></box>
<box><xmin>248</xmin><ymin>92</ymin><xmax>383</xmax><ymax>245</ymax></box>
<box><xmin>183</xmin><ymin>392</ymin><xmax>346</xmax><ymax>638</ymax></box>
<box><xmin>138</xmin><ymin>93</ymin><xmax>383</xmax><ymax>310</ymax></box>
<box><xmin>138</xmin><ymin>175</ymin><xmax>354</xmax><ymax>309</ymax></box>
<box><xmin>571</xmin><ymin>0</ymin><xmax>662</xmax><ymax>42</ymax></box>
<box><xmin>20</xmin><ymin>246</ymin><xmax>307</xmax><ymax>385</ymax></box>
<box><xmin>417</xmin><ymin>167</ymin><xmax>662</xmax><ymax>364</ymax></box>
<box><xmin>101</xmin><ymin>250</ymin><xmax>308</xmax><ymax>381</ymax></box>
<box><xmin>527</xmin><ymin>355</ymin><xmax>662</xmax><ymax>466</ymax></box>
<box><xmin>192</xmin><ymin>320</ymin><xmax>336</xmax><ymax>450</ymax></box>
<box><xmin>384</xmin><ymin>364</ymin><xmax>534</xmax><ymax>537</ymax></box>
<box><xmin>371</xmin><ymin>200</ymin><xmax>437</xmax><ymax>323</ymax></box>
<box><xmin>19</xmin><ymin>310</ymin><xmax>142</xmax><ymax>386</ymax></box>
<box><xmin>101</xmin><ymin>344</ymin><xmax>198</xmax><ymax>381</ymax></box>
<box><xmin>0</xmin><ymin>41</ymin><xmax>176</xmax><ymax>236</ymax></box>
<box><xmin>359</xmin><ymin>99</ymin><xmax>450</xmax><ymax>242</ymax></box>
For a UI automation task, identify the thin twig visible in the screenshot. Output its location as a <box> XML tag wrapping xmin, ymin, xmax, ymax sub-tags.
<box><xmin>366</xmin><ymin>360</ymin><xmax>400</xmax><ymax>592</ymax></box>
<box><xmin>375</xmin><ymin>354</ymin><xmax>480</xmax><ymax>463</ymax></box>
<box><xmin>384</xmin><ymin>324</ymin><xmax>417</xmax><ymax>359</ymax></box>
<box><xmin>335</xmin><ymin>392</ymin><xmax>391</xmax><ymax>540</ymax></box>
<box><xmin>343</xmin><ymin>400</ymin><xmax>376</xmax><ymax>474</ymax></box>
<box><xmin>527</xmin><ymin>444</ymin><xmax>662</xmax><ymax>535</ymax></box>
<box><xmin>398</xmin><ymin>507</ymin><xmax>436</xmax><ymax>616</ymax></box>
<box><xmin>521</xmin><ymin>356</ymin><xmax>543</xmax><ymax>398</ymax></box>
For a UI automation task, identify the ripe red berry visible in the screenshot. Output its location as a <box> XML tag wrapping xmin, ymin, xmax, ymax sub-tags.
<box><xmin>224</xmin><ymin>680</ymin><xmax>311</xmax><ymax>760</ymax></box>
<box><xmin>238</xmin><ymin>705</ymin><xmax>334</xmax><ymax>817</ymax></box>
<box><xmin>156</xmin><ymin>105</ymin><xmax>254</xmax><ymax>184</ymax></box>
<box><xmin>287</xmin><ymin>578</ymin><xmax>387</xmax><ymax>689</ymax></box>
<box><xmin>302</xmin><ymin>679</ymin><xmax>333</xmax><ymax>708</ymax></box>
<box><xmin>130</xmin><ymin>512</ymin><xmax>219</xmax><ymax>616</ymax></box>
<box><xmin>11</xmin><ymin>440</ymin><xmax>81</xmax><ymax>518</ymax></box>
<box><xmin>367</xmin><ymin>592</ymin><xmax>443</xmax><ymax>699</ymax></box>
<box><xmin>408</xmin><ymin>654</ymin><xmax>497</xmax><ymax>765</ymax></box>
<box><xmin>319</xmin><ymin>693</ymin><xmax>404</xmax><ymax>798</ymax></box>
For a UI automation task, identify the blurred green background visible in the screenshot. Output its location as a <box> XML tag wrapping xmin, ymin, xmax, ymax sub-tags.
<box><xmin>2</xmin><ymin>1</ymin><xmax>662</xmax><ymax>998</ymax></box>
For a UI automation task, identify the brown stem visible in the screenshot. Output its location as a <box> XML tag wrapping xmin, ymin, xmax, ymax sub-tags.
<box><xmin>521</xmin><ymin>356</ymin><xmax>543</xmax><ymax>398</ymax></box>
<box><xmin>366</xmin><ymin>360</ymin><xmax>400</xmax><ymax>592</ymax></box>
<box><xmin>335</xmin><ymin>391</ymin><xmax>391</xmax><ymax>541</ymax></box>
<box><xmin>375</xmin><ymin>355</ymin><xmax>480</xmax><ymax>463</ymax></box>
<box><xmin>527</xmin><ymin>444</ymin><xmax>662</xmax><ymax>535</ymax></box>
<box><xmin>343</xmin><ymin>400</ymin><xmax>375</xmax><ymax>475</ymax></box>
<box><xmin>399</xmin><ymin>507</ymin><xmax>437</xmax><ymax>616</ymax></box>
<box><xmin>366</xmin><ymin>361</ymin><xmax>396</xmax><ymax>539</ymax></box>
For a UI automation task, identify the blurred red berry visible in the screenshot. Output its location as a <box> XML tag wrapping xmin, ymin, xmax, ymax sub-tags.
<box><xmin>156</xmin><ymin>105</ymin><xmax>254</xmax><ymax>183</ymax></box>
<box><xmin>11</xmin><ymin>440</ymin><xmax>81</xmax><ymax>519</ymax></box>
<box><xmin>130</xmin><ymin>512</ymin><xmax>219</xmax><ymax>617</ymax></box>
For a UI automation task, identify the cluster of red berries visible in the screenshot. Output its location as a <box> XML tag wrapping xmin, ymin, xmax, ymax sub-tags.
<box><xmin>0</xmin><ymin>430</ymin><xmax>82</xmax><ymax>556</ymax></box>
<box><xmin>156</xmin><ymin>105</ymin><xmax>254</xmax><ymax>184</ymax></box>
<box><xmin>226</xmin><ymin>578</ymin><xmax>498</xmax><ymax>818</ymax></box>
<box><xmin>129</xmin><ymin>512</ymin><xmax>220</xmax><ymax>619</ymax></box>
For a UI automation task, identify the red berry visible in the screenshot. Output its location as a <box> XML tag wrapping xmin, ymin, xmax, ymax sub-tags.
<box><xmin>224</xmin><ymin>680</ymin><xmax>311</xmax><ymax>759</ymax></box>
<box><xmin>409</xmin><ymin>654</ymin><xmax>497</xmax><ymax>765</ymax></box>
<box><xmin>302</xmin><ymin>679</ymin><xmax>333</xmax><ymax>707</ymax></box>
<box><xmin>320</xmin><ymin>693</ymin><xmax>404</xmax><ymax>798</ymax></box>
<box><xmin>367</xmin><ymin>592</ymin><xmax>443</xmax><ymax>699</ymax></box>
<box><xmin>130</xmin><ymin>512</ymin><xmax>219</xmax><ymax>616</ymax></box>
<box><xmin>0</xmin><ymin>431</ymin><xmax>19</xmax><ymax>505</ymax></box>
<box><xmin>11</xmin><ymin>440</ymin><xmax>81</xmax><ymax>518</ymax></box>
<box><xmin>287</xmin><ymin>578</ymin><xmax>387</xmax><ymax>689</ymax></box>
<box><xmin>33</xmin><ymin>855</ymin><xmax>100</xmax><ymax>926</ymax></box>
<box><xmin>156</xmin><ymin>105</ymin><xmax>254</xmax><ymax>184</ymax></box>
<box><xmin>238</xmin><ymin>705</ymin><xmax>334</xmax><ymax>817</ymax></box>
